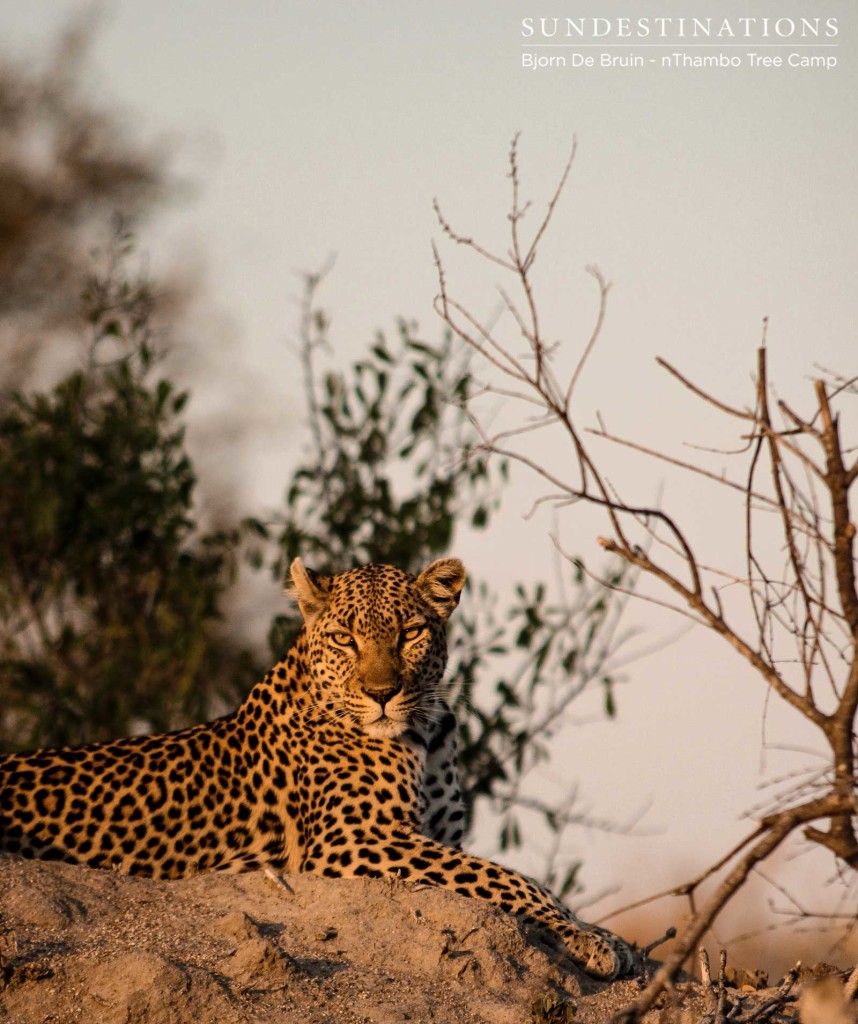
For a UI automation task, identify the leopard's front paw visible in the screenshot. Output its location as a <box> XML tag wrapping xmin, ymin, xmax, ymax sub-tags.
<box><xmin>562</xmin><ymin>924</ymin><xmax>633</xmax><ymax>980</ymax></box>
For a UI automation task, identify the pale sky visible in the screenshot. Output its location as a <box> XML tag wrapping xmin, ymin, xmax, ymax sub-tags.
<box><xmin>3</xmin><ymin>0</ymin><xmax>856</xmax><ymax>971</ymax></box>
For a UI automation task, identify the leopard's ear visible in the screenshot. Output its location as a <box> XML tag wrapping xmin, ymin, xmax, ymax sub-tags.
<box><xmin>288</xmin><ymin>558</ymin><xmax>330</xmax><ymax>629</ymax></box>
<box><xmin>416</xmin><ymin>558</ymin><xmax>466</xmax><ymax>622</ymax></box>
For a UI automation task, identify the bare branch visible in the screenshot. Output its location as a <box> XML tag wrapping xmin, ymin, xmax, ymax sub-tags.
<box><xmin>656</xmin><ymin>355</ymin><xmax>755</xmax><ymax>421</ymax></box>
<box><xmin>817</xmin><ymin>379</ymin><xmax>858</xmax><ymax>634</ymax></box>
<box><xmin>588</xmin><ymin>422</ymin><xmax>786</xmax><ymax>508</ymax></box>
<box><xmin>434</xmin><ymin>137</ymin><xmax>858</xmax><ymax>1011</ymax></box>
<box><xmin>432</xmin><ymin>198</ymin><xmax>516</xmax><ymax>273</ymax></box>
<box><xmin>524</xmin><ymin>136</ymin><xmax>578</xmax><ymax>272</ymax></box>
<box><xmin>611</xmin><ymin>794</ymin><xmax>854</xmax><ymax>1022</ymax></box>
<box><xmin>566</xmin><ymin>265</ymin><xmax>609</xmax><ymax>408</ymax></box>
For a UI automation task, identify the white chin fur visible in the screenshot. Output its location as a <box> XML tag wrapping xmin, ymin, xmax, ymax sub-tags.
<box><xmin>363</xmin><ymin>717</ymin><xmax>408</xmax><ymax>738</ymax></box>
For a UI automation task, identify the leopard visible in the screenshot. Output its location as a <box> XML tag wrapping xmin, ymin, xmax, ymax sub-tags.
<box><xmin>0</xmin><ymin>557</ymin><xmax>633</xmax><ymax>980</ymax></box>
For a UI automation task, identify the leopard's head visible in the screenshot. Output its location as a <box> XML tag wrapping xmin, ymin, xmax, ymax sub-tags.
<box><xmin>289</xmin><ymin>558</ymin><xmax>465</xmax><ymax>737</ymax></box>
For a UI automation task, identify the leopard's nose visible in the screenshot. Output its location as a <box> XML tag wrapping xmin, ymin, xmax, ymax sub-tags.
<box><xmin>366</xmin><ymin>685</ymin><xmax>400</xmax><ymax>708</ymax></box>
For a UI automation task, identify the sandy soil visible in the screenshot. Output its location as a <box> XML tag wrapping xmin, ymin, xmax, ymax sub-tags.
<box><xmin>0</xmin><ymin>855</ymin><xmax>850</xmax><ymax>1023</ymax></box>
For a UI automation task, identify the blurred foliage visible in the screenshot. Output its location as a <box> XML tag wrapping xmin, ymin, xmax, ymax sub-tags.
<box><xmin>0</xmin><ymin>15</ymin><xmax>181</xmax><ymax>392</ymax></box>
<box><xmin>0</xmin><ymin>226</ymin><xmax>250</xmax><ymax>749</ymax></box>
<box><xmin>0</xmin><ymin>23</ymin><xmax>241</xmax><ymax>750</ymax></box>
<box><xmin>452</xmin><ymin>565</ymin><xmax>632</xmax><ymax>871</ymax></box>
<box><xmin>244</xmin><ymin>283</ymin><xmax>499</xmax><ymax>655</ymax></box>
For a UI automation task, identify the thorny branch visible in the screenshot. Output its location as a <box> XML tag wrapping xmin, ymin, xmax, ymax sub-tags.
<box><xmin>433</xmin><ymin>136</ymin><xmax>858</xmax><ymax>1019</ymax></box>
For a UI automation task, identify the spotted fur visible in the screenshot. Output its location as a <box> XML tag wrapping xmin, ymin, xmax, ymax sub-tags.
<box><xmin>0</xmin><ymin>558</ymin><xmax>632</xmax><ymax>979</ymax></box>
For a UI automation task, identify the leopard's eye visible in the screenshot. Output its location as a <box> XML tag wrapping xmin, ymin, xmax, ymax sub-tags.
<box><xmin>402</xmin><ymin>624</ymin><xmax>425</xmax><ymax>643</ymax></box>
<box><xmin>328</xmin><ymin>631</ymin><xmax>354</xmax><ymax>648</ymax></box>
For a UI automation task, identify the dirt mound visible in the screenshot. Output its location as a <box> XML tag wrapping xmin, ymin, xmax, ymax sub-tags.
<box><xmin>4</xmin><ymin>856</ymin><xmax>850</xmax><ymax>1023</ymax></box>
<box><xmin>0</xmin><ymin>855</ymin><xmax>651</xmax><ymax>1024</ymax></box>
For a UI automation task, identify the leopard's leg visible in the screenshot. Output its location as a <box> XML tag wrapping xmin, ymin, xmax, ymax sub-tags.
<box><xmin>304</xmin><ymin>829</ymin><xmax>633</xmax><ymax>980</ymax></box>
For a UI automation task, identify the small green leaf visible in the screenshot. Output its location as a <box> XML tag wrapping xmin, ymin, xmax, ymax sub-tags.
<box><xmin>603</xmin><ymin>677</ymin><xmax>616</xmax><ymax>719</ymax></box>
